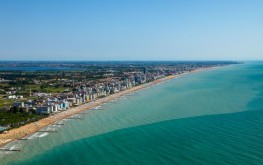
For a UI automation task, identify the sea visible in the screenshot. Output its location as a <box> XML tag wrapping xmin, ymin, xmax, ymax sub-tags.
<box><xmin>1</xmin><ymin>62</ymin><xmax>263</xmax><ymax>165</ymax></box>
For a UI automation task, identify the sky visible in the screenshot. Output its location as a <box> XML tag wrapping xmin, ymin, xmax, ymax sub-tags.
<box><xmin>0</xmin><ymin>0</ymin><xmax>263</xmax><ymax>61</ymax></box>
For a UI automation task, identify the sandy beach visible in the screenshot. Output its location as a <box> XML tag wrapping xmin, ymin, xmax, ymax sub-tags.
<box><xmin>0</xmin><ymin>75</ymin><xmax>177</xmax><ymax>148</ymax></box>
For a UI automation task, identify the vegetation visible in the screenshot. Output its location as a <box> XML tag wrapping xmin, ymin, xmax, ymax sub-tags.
<box><xmin>0</xmin><ymin>98</ymin><xmax>13</xmax><ymax>107</ymax></box>
<box><xmin>0</xmin><ymin>111</ymin><xmax>44</xmax><ymax>128</ymax></box>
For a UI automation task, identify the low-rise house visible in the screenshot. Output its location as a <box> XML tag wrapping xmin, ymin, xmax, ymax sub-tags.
<box><xmin>17</xmin><ymin>95</ymin><xmax>23</xmax><ymax>99</ymax></box>
<box><xmin>8</xmin><ymin>95</ymin><xmax>16</xmax><ymax>99</ymax></box>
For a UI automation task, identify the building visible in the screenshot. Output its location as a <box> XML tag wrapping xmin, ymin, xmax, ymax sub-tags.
<box><xmin>144</xmin><ymin>67</ymin><xmax>147</xmax><ymax>75</ymax></box>
<box><xmin>8</xmin><ymin>95</ymin><xmax>16</xmax><ymax>99</ymax></box>
<box><xmin>36</xmin><ymin>106</ymin><xmax>52</xmax><ymax>114</ymax></box>
<box><xmin>61</xmin><ymin>101</ymin><xmax>69</xmax><ymax>110</ymax></box>
<box><xmin>13</xmin><ymin>102</ymin><xmax>24</xmax><ymax>108</ymax></box>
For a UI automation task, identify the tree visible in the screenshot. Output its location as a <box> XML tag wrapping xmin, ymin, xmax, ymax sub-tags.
<box><xmin>10</xmin><ymin>106</ymin><xmax>19</xmax><ymax>113</ymax></box>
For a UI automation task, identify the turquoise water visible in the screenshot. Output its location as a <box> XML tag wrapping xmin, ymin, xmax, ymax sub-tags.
<box><xmin>1</xmin><ymin>62</ymin><xmax>263</xmax><ymax>165</ymax></box>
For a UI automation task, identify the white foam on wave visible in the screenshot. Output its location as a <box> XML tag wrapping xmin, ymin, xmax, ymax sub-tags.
<box><xmin>92</xmin><ymin>106</ymin><xmax>102</xmax><ymax>110</ymax></box>
<box><xmin>26</xmin><ymin>131</ymin><xmax>42</xmax><ymax>140</ymax></box>
<box><xmin>38</xmin><ymin>132</ymin><xmax>49</xmax><ymax>138</ymax></box>
<box><xmin>47</xmin><ymin>125</ymin><xmax>58</xmax><ymax>130</ymax></box>
<box><xmin>0</xmin><ymin>140</ymin><xmax>25</xmax><ymax>155</ymax></box>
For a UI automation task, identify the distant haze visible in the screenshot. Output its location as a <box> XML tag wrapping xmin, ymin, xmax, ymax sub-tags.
<box><xmin>0</xmin><ymin>0</ymin><xmax>262</xmax><ymax>61</ymax></box>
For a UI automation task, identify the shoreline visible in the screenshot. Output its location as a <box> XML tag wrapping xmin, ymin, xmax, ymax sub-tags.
<box><xmin>0</xmin><ymin>66</ymin><xmax>220</xmax><ymax>148</ymax></box>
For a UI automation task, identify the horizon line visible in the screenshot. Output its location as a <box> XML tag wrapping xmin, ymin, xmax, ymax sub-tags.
<box><xmin>0</xmin><ymin>60</ymin><xmax>247</xmax><ymax>62</ymax></box>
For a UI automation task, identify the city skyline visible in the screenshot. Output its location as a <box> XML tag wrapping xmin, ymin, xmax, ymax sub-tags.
<box><xmin>1</xmin><ymin>0</ymin><xmax>263</xmax><ymax>61</ymax></box>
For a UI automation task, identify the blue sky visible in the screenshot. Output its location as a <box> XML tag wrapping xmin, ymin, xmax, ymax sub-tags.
<box><xmin>0</xmin><ymin>0</ymin><xmax>262</xmax><ymax>61</ymax></box>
